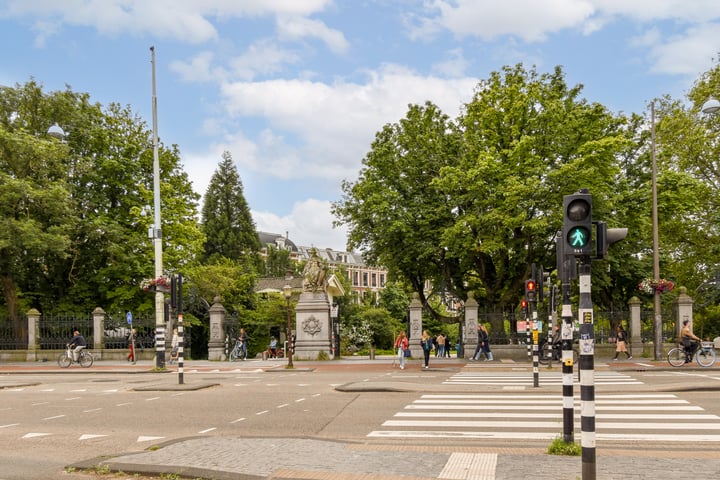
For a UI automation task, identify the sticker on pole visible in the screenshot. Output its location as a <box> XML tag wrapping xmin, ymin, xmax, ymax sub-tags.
<box><xmin>126</xmin><ymin>311</ymin><xmax>133</xmax><ymax>325</ymax></box>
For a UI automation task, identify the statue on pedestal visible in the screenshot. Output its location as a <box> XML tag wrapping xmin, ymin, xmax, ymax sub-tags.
<box><xmin>302</xmin><ymin>248</ymin><xmax>327</xmax><ymax>293</ymax></box>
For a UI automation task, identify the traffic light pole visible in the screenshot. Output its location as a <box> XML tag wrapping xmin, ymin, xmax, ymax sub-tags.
<box><xmin>560</xmin><ymin>279</ymin><xmax>574</xmax><ymax>444</ymax></box>
<box><xmin>578</xmin><ymin>259</ymin><xmax>596</xmax><ymax>480</ymax></box>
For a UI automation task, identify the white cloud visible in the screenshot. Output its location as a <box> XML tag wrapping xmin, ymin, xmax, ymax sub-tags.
<box><xmin>0</xmin><ymin>0</ymin><xmax>335</xmax><ymax>44</ymax></box>
<box><xmin>253</xmin><ymin>199</ymin><xmax>349</xmax><ymax>251</ymax></box>
<box><xmin>412</xmin><ymin>0</ymin><xmax>596</xmax><ymax>42</ymax></box>
<box><xmin>642</xmin><ymin>23</ymin><xmax>720</xmax><ymax>76</ymax></box>
<box><xmin>276</xmin><ymin>15</ymin><xmax>349</xmax><ymax>54</ymax></box>
<box><xmin>218</xmin><ymin>65</ymin><xmax>476</xmax><ymax>182</ymax></box>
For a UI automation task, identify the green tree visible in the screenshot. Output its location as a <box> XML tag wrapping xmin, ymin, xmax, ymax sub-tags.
<box><xmin>334</xmin><ymin>64</ymin><xmax>639</xmax><ymax>327</ymax></box>
<box><xmin>0</xmin><ymin>80</ymin><xmax>204</xmax><ymax>318</ymax></box>
<box><xmin>201</xmin><ymin>151</ymin><xmax>261</xmax><ymax>262</ymax></box>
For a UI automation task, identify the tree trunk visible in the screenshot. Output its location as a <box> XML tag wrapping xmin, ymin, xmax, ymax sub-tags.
<box><xmin>2</xmin><ymin>275</ymin><xmax>26</xmax><ymax>343</ymax></box>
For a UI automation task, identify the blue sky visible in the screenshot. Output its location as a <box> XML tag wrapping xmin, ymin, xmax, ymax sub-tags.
<box><xmin>1</xmin><ymin>1</ymin><xmax>719</xmax><ymax>251</ymax></box>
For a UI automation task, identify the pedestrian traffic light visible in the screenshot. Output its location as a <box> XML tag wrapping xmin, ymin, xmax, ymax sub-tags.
<box><xmin>525</xmin><ymin>279</ymin><xmax>536</xmax><ymax>302</ymax></box>
<box><xmin>563</xmin><ymin>190</ymin><xmax>592</xmax><ymax>256</ymax></box>
<box><xmin>520</xmin><ymin>299</ymin><xmax>528</xmax><ymax>317</ymax></box>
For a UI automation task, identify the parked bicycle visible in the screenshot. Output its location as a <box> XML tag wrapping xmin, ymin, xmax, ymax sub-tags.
<box><xmin>667</xmin><ymin>340</ymin><xmax>717</xmax><ymax>367</ymax></box>
<box><xmin>538</xmin><ymin>339</ymin><xmax>578</xmax><ymax>365</ymax></box>
<box><xmin>57</xmin><ymin>344</ymin><xmax>94</xmax><ymax>368</ymax></box>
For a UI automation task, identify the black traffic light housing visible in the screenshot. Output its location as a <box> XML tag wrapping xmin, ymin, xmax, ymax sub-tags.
<box><xmin>563</xmin><ymin>190</ymin><xmax>592</xmax><ymax>256</ymax></box>
<box><xmin>520</xmin><ymin>299</ymin><xmax>528</xmax><ymax>317</ymax></box>
<box><xmin>525</xmin><ymin>279</ymin><xmax>537</xmax><ymax>302</ymax></box>
<box><xmin>595</xmin><ymin>221</ymin><xmax>628</xmax><ymax>260</ymax></box>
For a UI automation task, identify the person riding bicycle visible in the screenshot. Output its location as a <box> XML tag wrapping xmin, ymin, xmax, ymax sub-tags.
<box><xmin>68</xmin><ymin>330</ymin><xmax>87</xmax><ymax>362</ymax></box>
<box><xmin>680</xmin><ymin>319</ymin><xmax>701</xmax><ymax>358</ymax></box>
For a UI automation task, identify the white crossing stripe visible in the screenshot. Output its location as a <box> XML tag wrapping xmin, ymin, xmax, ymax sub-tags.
<box><xmin>368</xmin><ymin>392</ymin><xmax>720</xmax><ymax>442</ymax></box>
<box><xmin>444</xmin><ymin>371</ymin><xmax>641</xmax><ymax>386</ymax></box>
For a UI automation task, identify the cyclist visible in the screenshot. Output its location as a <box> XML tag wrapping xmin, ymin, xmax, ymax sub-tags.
<box><xmin>239</xmin><ymin>328</ymin><xmax>248</xmax><ymax>360</ymax></box>
<box><xmin>680</xmin><ymin>319</ymin><xmax>701</xmax><ymax>359</ymax></box>
<box><xmin>68</xmin><ymin>330</ymin><xmax>87</xmax><ymax>362</ymax></box>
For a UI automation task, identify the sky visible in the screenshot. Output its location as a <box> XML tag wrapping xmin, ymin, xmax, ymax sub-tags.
<box><xmin>1</xmin><ymin>1</ymin><xmax>720</xmax><ymax>252</ymax></box>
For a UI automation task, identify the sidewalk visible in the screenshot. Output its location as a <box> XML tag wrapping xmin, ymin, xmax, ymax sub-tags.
<box><xmin>4</xmin><ymin>357</ymin><xmax>720</xmax><ymax>479</ymax></box>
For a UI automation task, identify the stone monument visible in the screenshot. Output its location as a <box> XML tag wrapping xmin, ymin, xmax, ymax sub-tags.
<box><xmin>293</xmin><ymin>248</ymin><xmax>331</xmax><ymax>360</ymax></box>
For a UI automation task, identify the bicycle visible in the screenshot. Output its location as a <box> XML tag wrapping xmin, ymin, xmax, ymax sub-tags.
<box><xmin>667</xmin><ymin>341</ymin><xmax>717</xmax><ymax>367</ymax></box>
<box><xmin>229</xmin><ymin>339</ymin><xmax>247</xmax><ymax>361</ymax></box>
<box><xmin>538</xmin><ymin>339</ymin><xmax>578</xmax><ymax>365</ymax></box>
<box><xmin>57</xmin><ymin>345</ymin><xmax>94</xmax><ymax>368</ymax></box>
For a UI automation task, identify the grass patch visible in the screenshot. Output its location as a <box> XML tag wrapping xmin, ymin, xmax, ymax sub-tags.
<box><xmin>547</xmin><ymin>437</ymin><xmax>581</xmax><ymax>456</ymax></box>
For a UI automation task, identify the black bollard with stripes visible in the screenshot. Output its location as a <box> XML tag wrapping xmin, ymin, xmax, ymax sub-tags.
<box><xmin>577</xmin><ymin>261</ymin><xmax>595</xmax><ymax>480</ymax></box>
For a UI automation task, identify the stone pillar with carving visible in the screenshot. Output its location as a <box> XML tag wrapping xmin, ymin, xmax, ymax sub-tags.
<box><xmin>463</xmin><ymin>292</ymin><xmax>479</xmax><ymax>359</ymax></box>
<box><xmin>673</xmin><ymin>286</ymin><xmax>694</xmax><ymax>340</ymax></box>
<box><xmin>26</xmin><ymin>308</ymin><xmax>41</xmax><ymax>361</ymax></box>
<box><xmin>294</xmin><ymin>291</ymin><xmax>331</xmax><ymax>360</ymax></box>
<box><xmin>408</xmin><ymin>292</ymin><xmax>423</xmax><ymax>358</ymax></box>
<box><xmin>627</xmin><ymin>296</ymin><xmax>641</xmax><ymax>356</ymax></box>
<box><xmin>208</xmin><ymin>297</ymin><xmax>226</xmax><ymax>361</ymax></box>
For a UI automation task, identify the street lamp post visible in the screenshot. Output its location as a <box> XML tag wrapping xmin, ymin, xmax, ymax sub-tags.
<box><xmin>150</xmin><ymin>46</ymin><xmax>165</xmax><ymax>369</ymax></box>
<box><xmin>651</xmin><ymin>101</ymin><xmax>662</xmax><ymax>360</ymax></box>
<box><xmin>283</xmin><ymin>285</ymin><xmax>294</xmax><ymax>368</ymax></box>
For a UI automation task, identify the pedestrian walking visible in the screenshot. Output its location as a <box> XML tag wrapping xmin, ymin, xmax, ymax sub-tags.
<box><xmin>421</xmin><ymin>330</ymin><xmax>433</xmax><ymax>369</ymax></box>
<box><xmin>239</xmin><ymin>328</ymin><xmax>248</xmax><ymax>360</ymax></box>
<box><xmin>472</xmin><ymin>324</ymin><xmax>486</xmax><ymax>360</ymax></box>
<box><xmin>126</xmin><ymin>328</ymin><xmax>136</xmax><ymax>363</ymax></box>
<box><xmin>437</xmin><ymin>333</ymin><xmax>445</xmax><ymax>358</ymax></box>
<box><xmin>480</xmin><ymin>323</ymin><xmax>493</xmax><ymax>361</ymax></box>
<box><xmin>394</xmin><ymin>331</ymin><xmax>409</xmax><ymax>369</ymax></box>
<box><xmin>613</xmin><ymin>324</ymin><xmax>632</xmax><ymax>360</ymax></box>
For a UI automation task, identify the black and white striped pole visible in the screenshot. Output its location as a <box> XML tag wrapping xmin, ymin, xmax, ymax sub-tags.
<box><xmin>176</xmin><ymin>273</ymin><xmax>184</xmax><ymax>385</ymax></box>
<box><xmin>525</xmin><ymin>278</ymin><xmax>539</xmax><ymax>387</ymax></box>
<box><xmin>577</xmin><ymin>260</ymin><xmax>595</xmax><ymax>479</ymax></box>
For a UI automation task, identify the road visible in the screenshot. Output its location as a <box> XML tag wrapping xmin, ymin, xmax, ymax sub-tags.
<box><xmin>1</xmin><ymin>358</ymin><xmax>720</xmax><ymax>479</ymax></box>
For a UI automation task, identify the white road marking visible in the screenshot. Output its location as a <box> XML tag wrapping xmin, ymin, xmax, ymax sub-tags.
<box><xmin>79</xmin><ymin>434</ymin><xmax>107</xmax><ymax>440</ymax></box>
<box><xmin>23</xmin><ymin>433</ymin><xmax>51</xmax><ymax>438</ymax></box>
<box><xmin>256</xmin><ymin>410</ymin><xmax>269</xmax><ymax>415</ymax></box>
<box><xmin>198</xmin><ymin>428</ymin><xmax>216</xmax><ymax>433</ymax></box>
<box><xmin>137</xmin><ymin>436</ymin><xmax>165</xmax><ymax>442</ymax></box>
<box><xmin>42</xmin><ymin>415</ymin><xmax>65</xmax><ymax>421</ymax></box>
<box><xmin>230</xmin><ymin>418</ymin><xmax>246</xmax><ymax>423</ymax></box>
<box><xmin>0</xmin><ymin>424</ymin><xmax>20</xmax><ymax>429</ymax></box>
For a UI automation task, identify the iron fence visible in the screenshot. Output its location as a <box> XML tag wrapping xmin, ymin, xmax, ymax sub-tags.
<box><xmin>39</xmin><ymin>312</ymin><xmax>93</xmax><ymax>349</ymax></box>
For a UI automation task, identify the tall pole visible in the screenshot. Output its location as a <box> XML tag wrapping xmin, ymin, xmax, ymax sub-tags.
<box><xmin>578</xmin><ymin>260</ymin><xmax>596</xmax><ymax>480</ymax></box>
<box><xmin>151</xmin><ymin>46</ymin><xmax>165</xmax><ymax>369</ymax></box>
<box><xmin>651</xmin><ymin>102</ymin><xmax>662</xmax><ymax>361</ymax></box>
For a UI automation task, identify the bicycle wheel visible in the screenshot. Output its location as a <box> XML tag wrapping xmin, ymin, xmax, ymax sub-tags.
<box><xmin>229</xmin><ymin>346</ymin><xmax>239</xmax><ymax>361</ymax></box>
<box><xmin>538</xmin><ymin>343</ymin><xmax>552</xmax><ymax>365</ymax></box>
<box><xmin>79</xmin><ymin>351</ymin><xmax>94</xmax><ymax>368</ymax></box>
<box><xmin>696</xmin><ymin>348</ymin><xmax>716</xmax><ymax>367</ymax></box>
<box><xmin>667</xmin><ymin>347</ymin><xmax>686</xmax><ymax>367</ymax></box>
<box><xmin>57</xmin><ymin>353</ymin><xmax>71</xmax><ymax>368</ymax></box>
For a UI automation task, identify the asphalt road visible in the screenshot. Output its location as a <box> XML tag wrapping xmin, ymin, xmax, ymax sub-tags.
<box><xmin>1</xmin><ymin>357</ymin><xmax>720</xmax><ymax>479</ymax></box>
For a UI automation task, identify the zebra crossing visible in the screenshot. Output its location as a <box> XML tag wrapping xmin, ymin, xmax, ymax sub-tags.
<box><xmin>368</xmin><ymin>392</ymin><xmax>720</xmax><ymax>442</ymax></box>
<box><xmin>444</xmin><ymin>370</ymin><xmax>641</xmax><ymax>387</ymax></box>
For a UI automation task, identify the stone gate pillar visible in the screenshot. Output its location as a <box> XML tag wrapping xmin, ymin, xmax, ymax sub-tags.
<box><xmin>26</xmin><ymin>308</ymin><xmax>41</xmax><ymax>361</ymax></box>
<box><xmin>92</xmin><ymin>307</ymin><xmax>105</xmax><ymax>351</ymax></box>
<box><xmin>463</xmin><ymin>292</ymin><xmax>478</xmax><ymax>359</ymax></box>
<box><xmin>208</xmin><ymin>297</ymin><xmax>226</xmax><ymax>361</ymax></box>
<box><xmin>628</xmin><ymin>296</ymin><xmax>641</xmax><ymax>357</ymax></box>
<box><xmin>408</xmin><ymin>292</ymin><xmax>423</xmax><ymax>358</ymax></box>
<box><xmin>673</xmin><ymin>287</ymin><xmax>693</xmax><ymax>339</ymax></box>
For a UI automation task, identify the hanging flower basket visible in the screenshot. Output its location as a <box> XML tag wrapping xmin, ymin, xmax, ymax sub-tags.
<box><xmin>140</xmin><ymin>275</ymin><xmax>171</xmax><ymax>292</ymax></box>
<box><xmin>638</xmin><ymin>278</ymin><xmax>674</xmax><ymax>294</ymax></box>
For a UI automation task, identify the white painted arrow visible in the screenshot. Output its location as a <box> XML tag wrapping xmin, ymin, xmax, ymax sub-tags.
<box><xmin>137</xmin><ymin>436</ymin><xmax>165</xmax><ymax>442</ymax></box>
<box><xmin>79</xmin><ymin>434</ymin><xmax>108</xmax><ymax>441</ymax></box>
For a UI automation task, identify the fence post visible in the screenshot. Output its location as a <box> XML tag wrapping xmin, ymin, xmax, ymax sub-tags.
<box><xmin>93</xmin><ymin>307</ymin><xmax>105</xmax><ymax>353</ymax></box>
<box><xmin>26</xmin><ymin>308</ymin><xmax>41</xmax><ymax>361</ymax></box>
